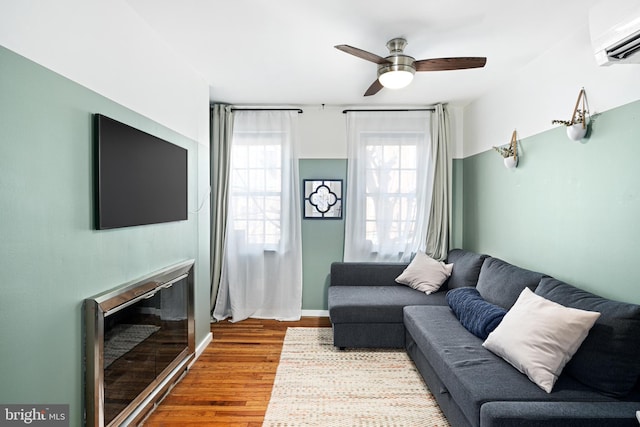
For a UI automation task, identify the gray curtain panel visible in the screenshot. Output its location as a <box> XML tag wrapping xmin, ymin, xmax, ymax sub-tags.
<box><xmin>209</xmin><ymin>104</ymin><xmax>234</xmax><ymax>316</ymax></box>
<box><xmin>425</xmin><ymin>104</ymin><xmax>451</xmax><ymax>261</ymax></box>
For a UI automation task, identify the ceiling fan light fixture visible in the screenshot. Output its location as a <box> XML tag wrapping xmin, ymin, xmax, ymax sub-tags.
<box><xmin>377</xmin><ymin>54</ymin><xmax>416</xmax><ymax>89</ymax></box>
<box><xmin>378</xmin><ymin>69</ymin><xmax>414</xmax><ymax>89</ymax></box>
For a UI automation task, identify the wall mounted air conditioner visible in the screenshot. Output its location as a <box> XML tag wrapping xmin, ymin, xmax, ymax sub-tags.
<box><xmin>589</xmin><ymin>0</ymin><xmax>640</xmax><ymax>65</ymax></box>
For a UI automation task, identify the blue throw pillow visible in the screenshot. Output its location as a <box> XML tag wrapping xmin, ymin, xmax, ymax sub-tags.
<box><xmin>446</xmin><ymin>287</ymin><xmax>507</xmax><ymax>340</ymax></box>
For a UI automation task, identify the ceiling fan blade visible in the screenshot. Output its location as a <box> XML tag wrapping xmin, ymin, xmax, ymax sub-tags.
<box><xmin>364</xmin><ymin>79</ymin><xmax>384</xmax><ymax>96</ymax></box>
<box><xmin>414</xmin><ymin>57</ymin><xmax>487</xmax><ymax>72</ymax></box>
<box><xmin>335</xmin><ymin>44</ymin><xmax>391</xmax><ymax>65</ymax></box>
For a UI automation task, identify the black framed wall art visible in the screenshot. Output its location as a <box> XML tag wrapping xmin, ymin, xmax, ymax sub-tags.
<box><xmin>303</xmin><ymin>179</ymin><xmax>343</xmax><ymax>219</ymax></box>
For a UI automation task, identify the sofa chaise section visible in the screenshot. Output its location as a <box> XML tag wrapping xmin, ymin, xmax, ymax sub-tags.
<box><xmin>328</xmin><ymin>249</ymin><xmax>488</xmax><ymax>348</ymax></box>
<box><xmin>328</xmin><ymin>262</ymin><xmax>444</xmax><ymax>348</ymax></box>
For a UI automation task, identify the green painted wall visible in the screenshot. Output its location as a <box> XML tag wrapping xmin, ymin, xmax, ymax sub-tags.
<box><xmin>0</xmin><ymin>46</ymin><xmax>209</xmax><ymax>425</ymax></box>
<box><xmin>451</xmin><ymin>159</ymin><xmax>464</xmax><ymax>249</ymax></box>
<box><xmin>300</xmin><ymin>159</ymin><xmax>347</xmax><ymax>310</ymax></box>
<box><xmin>459</xmin><ymin>100</ymin><xmax>640</xmax><ymax>304</ymax></box>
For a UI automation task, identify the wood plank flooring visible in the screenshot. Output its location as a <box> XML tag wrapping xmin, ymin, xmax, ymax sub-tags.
<box><xmin>142</xmin><ymin>317</ymin><xmax>332</xmax><ymax>427</ymax></box>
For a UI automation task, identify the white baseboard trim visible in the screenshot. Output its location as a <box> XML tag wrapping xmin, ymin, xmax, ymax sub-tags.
<box><xmin>301</xmin><ymin>309</ymin><xmax>329</xmax><ymax>317</ymax></box>
<box><xmin>189</xmin><ymin>332</ymin><xmax>213</xmax><ymax>368</ymax></box>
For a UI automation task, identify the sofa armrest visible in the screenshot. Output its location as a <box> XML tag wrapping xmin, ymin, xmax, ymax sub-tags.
<box><xmin>330</xmin><ymin>262</ymin><xmax>408</xmax><ymax>287</ymax></box>
<box><xmin>480</xmin><ymin>401</ymin><xmax>640</xmax><ymax>427</ymax></box>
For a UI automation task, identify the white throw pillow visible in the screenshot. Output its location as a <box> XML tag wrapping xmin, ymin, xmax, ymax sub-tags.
<box><xmin>395</xmin><ymin>252</ymin><xmax>453</xmax><ymax>295</ymax></box>
<box><xmin>483</xmin><ymin>287</ymin><xmax>600</xmax><ymax>393</ymax></box>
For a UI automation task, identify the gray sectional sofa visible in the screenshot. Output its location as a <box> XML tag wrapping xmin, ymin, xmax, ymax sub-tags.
<box><xmin>328</xmin><ymin>249</ymin><xmax>640</xmax><ymax>427</ymax></box>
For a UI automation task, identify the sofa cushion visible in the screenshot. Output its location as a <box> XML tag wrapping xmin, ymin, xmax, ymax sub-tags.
<box><xmin>445</xmin><ymin>249</ymin><xmax>488</xmax><ymax>290</ymax></box>
<box><xmin>476</xmin><ymin>257</ymin><xmax>546</xmax><ymax>309</ymax></box>
<box><xmin>483</xmin><ymin>288</ymin><xmax>600</xmax><ymax>393</ymax></box>
<box><xmin>445</xmin><ymin>287</ymin><xmax>507</xmax><ymax>339</ymax></box>
<box><xmin>535</xmin><ymin>277</ymin><xmax>640</xmax><ymax>397</ymax></box>
<box><xmin>396</xmin><ymin>252</ymin><xmax>453</xmax><ymax>294</ymax></box>
<box><xmin>403</xmin><ymin>306</ymin><xmax>616</xmax><ymax>427</ymax></box>
<box><xmin>328</xmin><ymin>285</ymin><xmax>447</xmax><ymax>324</ymax></box>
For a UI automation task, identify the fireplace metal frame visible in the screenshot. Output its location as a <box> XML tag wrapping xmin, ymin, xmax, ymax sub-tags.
<box><xmin>84</xmin><ymin>259</ymin><xmax>195</xmax><ymax>427</ymax></box>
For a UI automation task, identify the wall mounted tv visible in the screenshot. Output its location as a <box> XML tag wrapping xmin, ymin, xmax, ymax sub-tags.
<box><xmin>95</xmin><ymin>114</ymin><xmax>188</xmax><ymax>230</ymax></box>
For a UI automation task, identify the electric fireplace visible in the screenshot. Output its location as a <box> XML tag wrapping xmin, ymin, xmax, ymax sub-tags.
<box><xmin>84</xmin><ymin>260</ymin><xmax>195</xmax><ymax>427</ymax></box>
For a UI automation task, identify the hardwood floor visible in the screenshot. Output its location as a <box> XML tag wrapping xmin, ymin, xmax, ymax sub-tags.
<box><xmin>142</xmin><ymin>317</ymin><xmax>332</xmax><ymax>427</ymax></box>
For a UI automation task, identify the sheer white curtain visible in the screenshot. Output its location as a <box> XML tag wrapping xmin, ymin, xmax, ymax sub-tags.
<box><xmin>213</xmin><ymin>111</ymin><xmax>302</xmax><ymax>322</ymax></box>
<box><xmin>344</xmin><ymin>111</ymin><xmax>434</xmax><ymax>262</ymax></box>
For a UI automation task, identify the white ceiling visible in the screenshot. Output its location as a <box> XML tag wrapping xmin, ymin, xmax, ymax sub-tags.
<box><xmin>126</xmin><ymin>0</ymin><xmax>599</xmax><ymax>107</ymax></box>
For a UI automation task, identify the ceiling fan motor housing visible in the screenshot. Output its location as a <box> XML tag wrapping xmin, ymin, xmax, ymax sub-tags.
<box><xmin>377</xmin><ymin>54</ymin><xmax>416</xmax><ymax>77</ymax></box>
<box><xmin>377</xmin><ymin>38</ymin><xmax>416</xmax><ymax>87</ymax></box>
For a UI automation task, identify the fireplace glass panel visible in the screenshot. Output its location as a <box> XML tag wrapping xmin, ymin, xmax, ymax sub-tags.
<box><xmin>102</xmin><ymin>276</ymin><xmax>189</xmax><ymax>425</ymax></box>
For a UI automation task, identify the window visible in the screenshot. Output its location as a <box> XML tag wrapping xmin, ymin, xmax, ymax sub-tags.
<box><xmin>364</xmin><ymin>133</ymin><xmax>422</xmax><ymax>248</ymax></box>
<box><xmin>344</xmin><ymin>111</ymin><xmax>433</xmax><ymax>262</ymax></box>
<box><xmin>229</xmin><ymin>131</ymin><xmax>283</xmax><ymax>247</ymax></box>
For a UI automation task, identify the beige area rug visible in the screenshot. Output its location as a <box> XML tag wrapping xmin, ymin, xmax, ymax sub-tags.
<box><xmin>263</xmin><ymin>328</ymin><xmax>450</xmax><ymax>427</ymax></box>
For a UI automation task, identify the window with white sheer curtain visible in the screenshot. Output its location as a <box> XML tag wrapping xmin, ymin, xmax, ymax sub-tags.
<box><xmin>213</xmin><ymin>110</ymin><xmax>302</xmax><ymax>322</ymax></box>
<box><xmin>344</xmin><ymin>111</ymin><xmax>434</xmax><ymax>262</ymax></box>
<box><xmin>228</xmin><ymin>130</ymin><xmax>283</xmax><ymax>248</ymax></box>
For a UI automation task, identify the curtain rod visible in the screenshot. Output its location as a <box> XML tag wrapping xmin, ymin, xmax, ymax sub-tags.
<box><xmin>342</xmin><ymin>108</ymin><xmax>435</xmax><ymax>114</ymax></box>
<box><xmin>230</xmin><ymin>108</ymin><xmax>303</xmax><ymax>113</ymax></box>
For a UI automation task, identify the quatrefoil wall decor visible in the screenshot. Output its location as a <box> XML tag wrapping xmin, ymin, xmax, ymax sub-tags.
<box><xmin>303</xmin><ymin>179</ymin><xmax>343</xmax><ymax>219</ymax></box>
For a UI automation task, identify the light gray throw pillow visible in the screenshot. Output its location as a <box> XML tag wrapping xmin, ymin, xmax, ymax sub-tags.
<box><xmin>396</xmin><ymin>252</ymin><xmax>453</xmax><ymax>295</ymax></box>
<box><xmin>483</xmin><ymin>288</ymin><xmax>600</xmax><ymax>393</ymax></box>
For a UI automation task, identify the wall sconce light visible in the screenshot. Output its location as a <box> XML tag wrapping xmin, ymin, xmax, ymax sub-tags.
<box><xmin>493</xmin><ymin>130</ymin><xmax>519</xmax><ymax>169</ymax></box>
<box><xmin>552</xmin><ymin>88</ymin><xmax>590</xmax><ymax>141</ymax></box>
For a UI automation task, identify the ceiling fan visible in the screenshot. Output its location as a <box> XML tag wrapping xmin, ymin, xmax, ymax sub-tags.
<box><xmin>335</xmin><ymin>38</ymin><xmax>487</xmax><ymax>96</ymax></box>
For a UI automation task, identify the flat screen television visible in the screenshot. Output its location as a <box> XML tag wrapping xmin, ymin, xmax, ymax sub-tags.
<box><xmin>95</xmin><ymin>114</ymin><xmax>188</xmax><ymax>229</ymax></box>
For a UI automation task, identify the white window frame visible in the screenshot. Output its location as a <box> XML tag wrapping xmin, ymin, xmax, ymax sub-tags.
<box><xmin>228</xmin><ymin>130</ymin><xmax>285</xmax><ymax>250</ymax></box>
<box><xmin>362</xmin><ymin>131</ymin><xmax>423</xmax><ymax>251</ymax></box>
